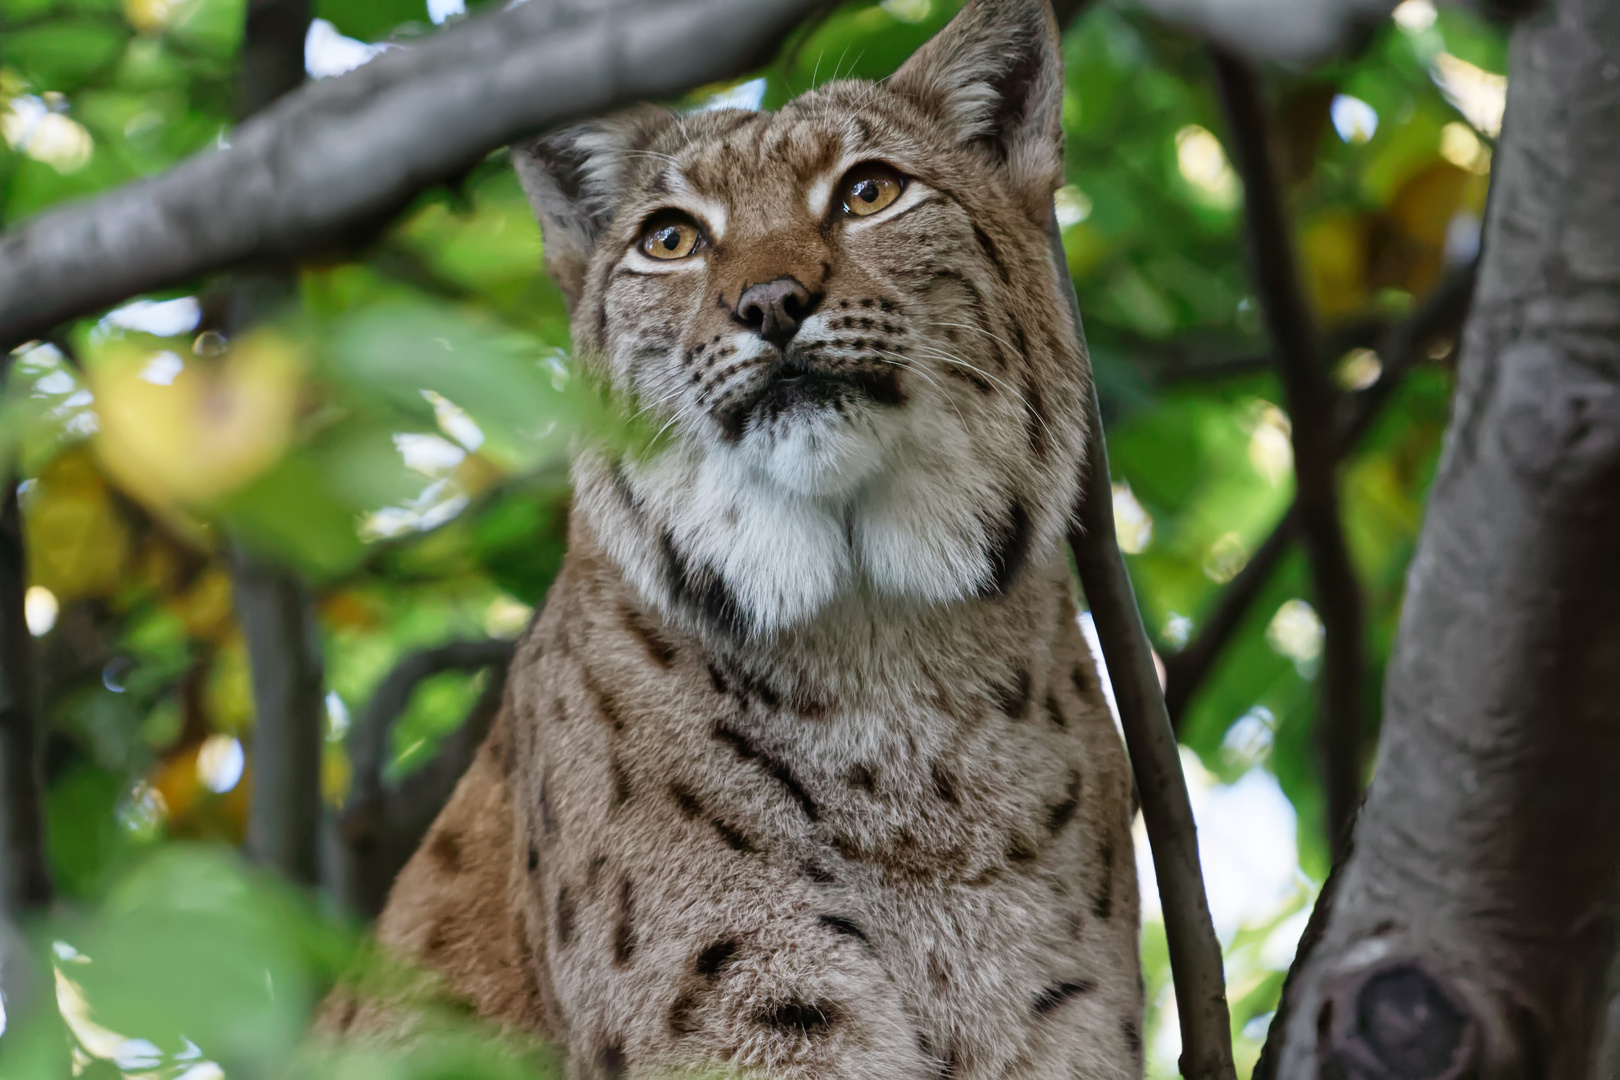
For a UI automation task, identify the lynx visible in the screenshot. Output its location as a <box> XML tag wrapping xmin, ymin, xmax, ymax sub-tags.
<box><xmin>323</xmin><ymin>1</ymin><xmax>1145</xmax><ymax>1076</ymax></box>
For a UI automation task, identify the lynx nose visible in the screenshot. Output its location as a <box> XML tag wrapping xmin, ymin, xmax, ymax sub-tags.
<box><xmin>736</xmin><ymin>277</ymin><xmax>820</xmax><ymax>349</ymax></box>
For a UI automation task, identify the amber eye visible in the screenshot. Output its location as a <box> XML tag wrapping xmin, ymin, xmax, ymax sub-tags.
<box><xmin>639</xmin><ymin>215</ymin><xmax>702</xmax><ymax>260</ymax></box>
<box><xmin>841</xmin><ymin>163</ymin><xmax>904</xmax><ymax>217</ymax></box>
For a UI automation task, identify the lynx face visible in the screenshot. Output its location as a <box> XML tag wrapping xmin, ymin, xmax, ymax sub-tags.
<box><xmin>516</xmin><ymin>0</ymin><xmax>1087</xmax><ymax>636</ymax></box>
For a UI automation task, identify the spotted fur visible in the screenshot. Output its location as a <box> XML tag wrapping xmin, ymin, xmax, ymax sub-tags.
<box><xmin>321</xmin><ymin>2</ymin><xmax>1143</xmax><ymax>1076</ymax></box>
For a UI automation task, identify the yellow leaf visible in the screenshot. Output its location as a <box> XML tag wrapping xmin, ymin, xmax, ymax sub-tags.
<box><xmin>1300</xmin><ymin>212</ymin><xmax>1368</xmax><ymax>319</ymax></box>
<box><xmin>23</xmin><ymin>448</ymin><xmax>130</xmax><ymax>600</ymax></box>
<box><xmin>93</xmin><ymin>330</ymin><xmax>303</xmax><ymax>508</ymax></box>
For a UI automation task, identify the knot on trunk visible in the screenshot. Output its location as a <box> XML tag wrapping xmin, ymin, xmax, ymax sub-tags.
<box><xmin>1318</xmin><ymin>962</ymin><xmax>1481</xmax><ymax>1080</ymax></box>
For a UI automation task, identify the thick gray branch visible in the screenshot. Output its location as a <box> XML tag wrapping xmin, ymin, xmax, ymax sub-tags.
<box><xmin>1134</xmin><ymin>0</ymin><xmax>1397</xmax><ymax>62</ymax></box>
<box><xmin>1271</xmin><ymin>0</ymin><xmax>1620</xmax><ymax>1073</ymax></box>
<box><xmin>0</xmin><ymin>0</ymin><xmax>820</xmax><ymax>349</ymax></box>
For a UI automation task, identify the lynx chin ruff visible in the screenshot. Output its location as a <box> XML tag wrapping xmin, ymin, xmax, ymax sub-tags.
<box><xmin>320</xmin><ymin>0</ymin><xmax>1145</xmax><ymax>1075</ymax></box>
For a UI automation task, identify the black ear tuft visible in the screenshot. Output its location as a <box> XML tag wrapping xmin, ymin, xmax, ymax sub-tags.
<box><xmin>890</xmin><ymin>0</ymin><xmax>1065</xmax><ymax>217</ymax></box>
<box><xmin>511</xmin><ymin>105</ymin><xmax>676</xmax><ymax>307</ymax></box>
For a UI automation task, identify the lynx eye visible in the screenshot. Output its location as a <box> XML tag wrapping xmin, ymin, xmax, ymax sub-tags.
<box><xmin>639</xmin><ymin>214</ymin><xmax>702</xmax><ymax>260</ymax></box>
<box><xmin>841</xmin><ymin>163</ymin><xmax>904</xmax><ymax>217</ymax></box>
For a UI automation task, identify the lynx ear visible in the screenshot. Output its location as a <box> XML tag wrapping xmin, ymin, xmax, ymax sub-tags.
<box><xmin>511</xmin><ymin>105</ymin><xmax>675</xmax><ymax>307</ymax></box>
<box><xmin>890</xmin><ymin>0</ymin><xmax>1065</xmax><ymax>217</ymax></box>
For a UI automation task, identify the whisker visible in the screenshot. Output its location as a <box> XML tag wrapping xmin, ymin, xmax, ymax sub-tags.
<box><xmin>899</xmin><ymin>342</ymin><xmax>1063</xmax><ymax>453</ymax></box>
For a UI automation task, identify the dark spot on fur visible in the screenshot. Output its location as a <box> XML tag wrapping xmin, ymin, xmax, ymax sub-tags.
<box><xmin>1007</xmin><ymin>833</ymin><xmax>1038</xmax><ymax>865</ymax></box>
<box><xmin>945</xmin><ymin>364</ymin><xmax>994</xmax><ymax>394</ymax></box>
<box><xmin>539</xmin><ymin>773</ymin><xmax>557</xmax><ymax>835</ymax></box>
<box><xmin>938</xmin><ymin>1041</ymin><xmax>960</xmax><ymax>1078</ymax></box>
<box><xmin>622</xmin><ymin>605</ymin><xmax>676</xmax><ymax>668</ymax></box>
<box><xmin>1093</xmin><ymin>836</ymin><xmax>1116</xmax><ymax>918</ymax></box>
<box><xmin>424</xmin><ymin>915</ymin><xmax>453</xmax><ymax>957</ymax></box>
<box><xmin>694</xmin><ymin>939</ymin><xmax>740</xmax><ymax>979</ymax></box>
<box><xmin>982</xmin><ymin>501</ymin><xmax>1033</xmax><ymax>598</ymax></box>
<box><xmin>839</xmin><ymin>299</ymin><xmax>849</xmax><ymax>308</ymax></box>
<box><xmin>817</xmin><ymin>915</ymin><xmax>872</xmax><ymax>948</ymax></box>
<box><xmin>1122</xmin><ymin>1016</ymin><xmax>1143</xmax><ymax>1059</ymax></box>
<box><xmin>429</xmin><ymin>828</ymin><xmax>463</xmax><ymax>874</ymax></box>
<box><xmin>1044</xmin><ymin>691</ymin><xmax>1067</xmax><ymax>729</ymax></box>
<box><xmin>661</xmin><ymin>529</ymin><xmax>746</xmax><ymax>638</ymax></box>
<box><xmin>756</xmin><ymin>997</ymin><xmax>843</xmax><ymax>1034</ymax></box>
<box><xmin>527</xmin><ymin>846</ymin><xmax>539</xmax><ymax>872</ymax></box>
<box><xmin>610</xmin><ymin>756</ymin><xmax>632</xmax><ymax>808</ymax></box>
<box><xmin>707</xmin><ymin>662</ymin><xmax>729</xmax><ymax>695</ymax></box>
<box><xmin>803</xmin><ymin>859</ymin><xmax>837</xmax><ymax>884</ymax></box>
<box><xmin>670</xmin><ymin>781</ymin><xmax>756</xmax><ymax>853</ymax></box>
<box><xmin>599</xmin><ymin>1042</ymin><xmax>625</xmax><ymax>1080</ymax></box>
<box><xmin>555</xmin><ymin>886</ymin><xmax>575</xmax><ymax>945</ymax></box>
<box><xmin>848</xmin><ymin>763</ymin><xmax>877</xmax><ymax>793</ymax></box>
<box><xmin>587</xmin><ymin>853</ymin><xmax>606</xmax><ymax>889</ymax></box>
<box><xmin>860</xmin><ymin>298</ymin><xmax>874</xmax><ymax>308</ymax></box>
<box><xmin>1072</xmin><ymin>663</ymin><xmax>1092</xmax><ymax>697</ymax></box>
<box><xmin>990</xmin><ymin>667</ymin><xmax>1031</xmax><ymax>719</ymax></box>
<box><xmin>670</xmin><ymin>781</ymin><xmax>703</xmax><ymax>820</ymax></box>
<box><xmin>928</xmin><ymin>951</ymin><xmax>950</xmax><ymax>990</ymax></box>
<box><xmin>714</xmin><ymin>721</ymin><xmax>820</xmax><ymax>822</ymax></box>
<box><xmin>583</xmin><ymin>668</ymin><xmax>627</xmax><ymax>731</ymax></box>
<box><xmin>1048</xmin><ymin>771</ymin><xmax>1082</xmax><ymax>834</ymax></box>
<box><xmin>613</xmin><ymin>878</ymin><xmax>636</xmax><ymax>966</ymax></box>
<box><xmin>970</xmin><ymin>223</ymin><xmax>1012</xmax><ymax>285</ymax></box>
<box><xmin>668</xmin><ymin>991</ymin><xmax>702</xmax><ymax>1036</ymax></box>
<box><xmin>1024</xmin><ymin>379</ymin><xmax>1048</xmax><ymax>459</ymax></box>
<box><xmin>932</xmin><ymin>762</ymin><xmax>961</xmax><ymax>806</ymax></box>
<box><xmin>1032</xmin><ymin>980</ymin><xmax>1096</xmax><ymax>1015</ymax></box>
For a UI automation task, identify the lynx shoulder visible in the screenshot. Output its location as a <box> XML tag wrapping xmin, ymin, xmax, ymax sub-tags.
<box><xmin>321</xmin><ymin>1</ymin><xmax>1145</xmax><ymax>1075</ymax></box>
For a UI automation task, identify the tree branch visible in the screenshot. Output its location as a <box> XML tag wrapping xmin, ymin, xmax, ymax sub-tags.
<box><xmin>0</xmin><ymin>477</ymin><xmax>51</xmax><ymax>911</ymax></box>
<box><xmin>0</xmin><ymin>0</ymin><xmax>822</xmax><ymax>350</ymax></box>
<box><xmin>1051</xmin><ymin>217</ymin><xmax>1238</xmax><ymax>1079</ymax></box>
<box><xmin>336</xmin><ymin>637</ymin><xmax>516</xmax><ymax>918</ymax></box>
<box><xmin>231</xmin><ymin>554</ymin><xmax>325</xmax><ymax>885</ymax></box>
<box><xmin>1211</xmin><ymin>48</ymin><xmax>1367</xmax><ymax>861</ymax></box>
<box><xmin>1136</xmin><ymin>0</ymin><xmax>1397</xmax><ymax>62</ymax></box>
<box><xmin>1162</xmin><ymin>261</ymin><xmax>1478</xmax><ymax>728</ymax></box>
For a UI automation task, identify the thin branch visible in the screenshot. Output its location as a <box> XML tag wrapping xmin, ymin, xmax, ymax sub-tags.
<box><xmin>1162</xmin><ymin>261</ymin><xmax>1478</xmax><ymax>727</ymax></box>
<box><xmin>1051</xmin><ymin>217</ymin><xmax>1238</xmax><ymax>1079</ymax></box>
<box><xmin>345</xmin><ymin>638</ymin><xmax>517</xmax><ymax>808</ymax></box>
<box><xmin>0</xmin><ymin>0</ymin><xmax>823</xmax><ymax>350</ymax></box>
<box><xmin>337</xmin><ymin>637</ymin><xmax>517</xmax><ymax>917</ymax></box>
<box><xmin>1211</xmin><ymin>47</ymin><xmax>1367</xmax><ymax>861</ymax></box>
<box><xmin>1163</xmin><ymin>506</ymin><xmax>1298</xmax><ymax>724</ymax></box>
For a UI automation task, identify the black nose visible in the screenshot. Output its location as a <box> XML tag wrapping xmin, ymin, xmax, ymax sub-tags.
<box><xmin>736</xmin><ymin>277</ymin><xmax>819</xmax><ymax>349</ymax></box>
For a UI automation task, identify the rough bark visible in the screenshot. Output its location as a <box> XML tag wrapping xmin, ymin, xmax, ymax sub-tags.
<box><xmin>0</xmin><ymin>478</ymin><xmax>51</xmax><ymax>911</ymax></box>
<box><xmin>1269</xmin><ymin>0</ymin><xmax>1620</xmax><ymax>1074</ymax></box>
<box><xmin>0</xmin><ymin>0</ymin><xmax>822</xmax><ymax>350</ymax></box>
<box><xmin>1050</xmin><ymin>217</ymin><xmax>1238</xmax><ymax>1080</ymax></box>
<box><xmin>1212</xmin><ymin>49</ymin><xmax>1368</xmax><ymax>862</ymax></box>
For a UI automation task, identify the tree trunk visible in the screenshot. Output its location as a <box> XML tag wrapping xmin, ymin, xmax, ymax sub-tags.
<box><xmin>0</xmin><ymin>478</ymin><xmax>51</xmax><ymax>911</ymax></box>
<box><xmin>231</xmin><ymin>554</ymin><xmax>325</xmax><ymax>886</ymax></box>
<box><xmin>1267</xmin><ymin>0</ymin><xmax>1620</xmax><ymax>1074</ymax></box>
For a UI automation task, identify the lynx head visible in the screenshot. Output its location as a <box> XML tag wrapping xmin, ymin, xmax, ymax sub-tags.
<box><xmin>514</xmin><ymin>0</ymin><xmax>1089</xmax><ymax>638</ymax></box>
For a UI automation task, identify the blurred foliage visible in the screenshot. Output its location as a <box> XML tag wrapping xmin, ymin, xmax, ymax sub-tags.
<box><xmin>1</xmin><ymin>0</ymin><xmax>1505</xmax><ymax>1073</ymax></box>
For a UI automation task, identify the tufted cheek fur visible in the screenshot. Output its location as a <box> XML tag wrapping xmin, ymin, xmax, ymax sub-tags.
<box><xmin>513</xmin><ymin>0</ymin><xmax>1084</xmax><ymax>640</ymax></box>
